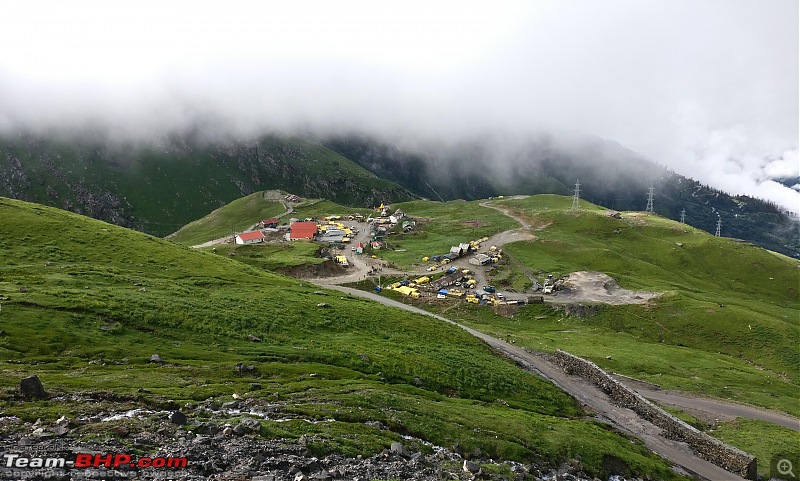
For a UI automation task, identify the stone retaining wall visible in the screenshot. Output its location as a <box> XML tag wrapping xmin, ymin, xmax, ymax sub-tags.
<box><xmin>550</xmin><ymin>349</ymin><xmax>757</xmax><ymax>480</ymax></box>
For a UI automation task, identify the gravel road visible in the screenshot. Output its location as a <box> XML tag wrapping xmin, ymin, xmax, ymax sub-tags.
<box><xmin>320</xmin><ymin>284</ymin><xmax>747</xmax><ymax>481</ymax></box>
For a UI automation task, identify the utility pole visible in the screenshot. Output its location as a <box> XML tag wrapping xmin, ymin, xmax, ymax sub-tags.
<box><xmin>680</xmin><ymin>208</ymin><xmax>685</xmax><ymax>224</ymax></box>
<box><xmin>571</xmin><ymin>180</ymin><xmax>581</xmax><ymax>211</ymax></box>
<box><xmin>645</xmin><ymin>184</ymin><xmax>654</xmax><ymax>213</ymax></box>
<box><xmin>715</xmin><ymin>217</ymin><xmax>721</xmax><ymax>237</ymax></box>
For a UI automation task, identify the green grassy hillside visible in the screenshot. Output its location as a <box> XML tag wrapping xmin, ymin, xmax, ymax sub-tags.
<box><xmin>372</xmin><ymin>199</ymin><xmax>520</xmax><ymax>268</ymax></box>
<box><xmin>0</xmin><ymin>134</ymin><xmax>415</xmax><ymax>237</ymax></box>
<box><xmin>0</xmin><ymin>197</ymin><xmax>684</xmax><ymax>479</ymax></box>
<box><xmin>494</xmin><ymin>195</ymin><xmax>798</xmax><ymax>384</ymax></box>
<box><xmin>339</xmin><ymin>194</ymin><xmax>797</xmax><ymax>475</ymax></box>
<box><xmin>169</xmin><ymin>191</ymin><xmax>288</xmax><ymax>245</ymax></box>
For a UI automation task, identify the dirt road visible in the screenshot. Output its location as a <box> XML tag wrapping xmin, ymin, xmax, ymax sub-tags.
<box><xmin>190</xmin><ymin>200</ymin><xmax>294</xmax><ymax>249</ymax></box>
<box><xmin>634</xmin><ymin>389</ymin><xmax>799</xmax><ymax>432</ymax></box>
<box><xmin>320</xmin><ymin>284</ymin><xmax>746</xmax><ymax>481</ymax></box>
<box><xmin>308</xmin><ymin>197</ymin><xmax>798</xmax><ymax>479</ymax></box>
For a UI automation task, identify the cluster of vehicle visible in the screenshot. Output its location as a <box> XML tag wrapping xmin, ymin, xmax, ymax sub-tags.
<box><xmin>421</xmin><ymin>236</ymin><xmax>492</xmax><ymax>271</ymax></box>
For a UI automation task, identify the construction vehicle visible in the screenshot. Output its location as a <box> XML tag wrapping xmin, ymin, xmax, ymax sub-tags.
<box><xmin>542</xmin><ymin>274</ymin><xmax>555</xmax><ymax>294</ymax></box>
<box><xmin>335</xmin><ymin>255</ymin><xmax>349</xmax><ymax>267</ymax></box>
<box><xmin>466</xmin><ymin>295</ymin><xmax>479</xmax><ymax>304</ymax></box>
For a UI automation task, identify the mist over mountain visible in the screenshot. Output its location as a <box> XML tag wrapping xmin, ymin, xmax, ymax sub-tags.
<box><xmin>0</xmin><ymin>131</ymin><xmax>414</xmax><ymax>235</ymax></box>
<box><xmin>1</xmin><ymin>127</ymin><xmax>797</xmax><ymax>257</ymax></box>
<box><xmin>323</xmin><ymin>131</ymin><xmax>800</xmax><ymax>257</ymax></box>
<box><xmin>1</xmin><ymin>1</ymin><xmax>797</xmax><ymax>217</ymax></box>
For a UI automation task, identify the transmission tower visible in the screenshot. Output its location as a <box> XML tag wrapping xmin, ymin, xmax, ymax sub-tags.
<box><xmin>715</xmin><ymin>217</ymin><xmax>721</xmax><ymax>237</ymax></box>
<box><xmin>571</xmin><ymin>180</ymin><xmax>581</xmax><ymax>211</ymax></box>
<box><xmin>680</xmin><ymin>208</ymin><xmax>685</xmax><ymax>224</ymax></box>
<box><xmin>645</xmin><ymin>184</ymin><xmax>654</xmax><ymax>213</ymax></box>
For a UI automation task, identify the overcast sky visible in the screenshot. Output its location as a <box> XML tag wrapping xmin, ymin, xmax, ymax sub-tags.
<box><xmin>1</xmin><ymin>0</ymin><xmax>798</xmax><ymax>211</ymax></box>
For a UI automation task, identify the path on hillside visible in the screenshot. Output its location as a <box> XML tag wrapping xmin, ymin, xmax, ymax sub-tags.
<box><xmin>319</xmin><ymin>284</ymin><xmax>745</xmax><ymax>481</ymax></box>
<box><xmin>636</xmin><ymin>388</ymin><xmax>799</xmax><ymax>432</ymax></box>
<box><xmin>190</xmin><ymin>200</ymin><xmax>295</xmax><ymax>249</ymax></box>
<box><xmin>479</xmin><ymin>196</ymin><xmax>532</xmax><ymax>229</ymax></box>
<box><xmin>311</xmin><ymin>197</ymin><xmax>800</xmax><ymax>479</ymax></box>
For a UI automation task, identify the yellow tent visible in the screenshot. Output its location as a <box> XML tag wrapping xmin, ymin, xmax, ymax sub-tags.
<box><xmin>394</xmin><ymin>286</ymin><xmax>419</xmax><ymax>298</ymax></box>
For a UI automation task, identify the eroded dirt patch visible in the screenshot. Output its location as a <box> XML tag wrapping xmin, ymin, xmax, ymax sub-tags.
<box><xmin>550</xmin><ymin>271</ymin><xmax>661</xmax><ymax>305</ymax></box>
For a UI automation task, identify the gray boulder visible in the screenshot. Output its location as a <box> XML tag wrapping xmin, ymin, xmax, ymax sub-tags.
<box><xmin>390</xmin><ymin>441</ymin><xmax>411</xmax><ymax>458</ymax></box>
<box><xmin>20</xmin><ymin>375</ymin><xmax>46</xmax><ymax>400</ymax></box>
<box><xmin>170</xmin><ymin>411</ymin><xmax>187</xmax><ymax>425</ymax></box>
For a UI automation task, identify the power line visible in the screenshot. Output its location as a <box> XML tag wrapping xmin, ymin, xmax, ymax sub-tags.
<box><xmin>424</xmin><ymin>181</ymin><xmax>446</xmax><ymax>203</ymax></box>
<box><xmin>571</xmin><ymin>179</ymin><xmax>581</xmax><ymax>211</ymax></box>
<box><xmin>645</xmin><ymin>184</ymin><xmax>654</xmax><ymax>213</ymax></box>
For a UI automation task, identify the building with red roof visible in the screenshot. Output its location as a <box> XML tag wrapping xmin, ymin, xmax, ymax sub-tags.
<box><xmin>261</xmin><ymin>218</ymin><xmax>280</xmax><ymax>228</ymax></box>
<box><xmin>289</xmin><ymin>221</ymin><xmax>317</xmax><ymax>240</ymax></box>
<box><xmin>235</xmin><ymin>231</ymin><xmax>265</xmax><ymax>245</ymax></box>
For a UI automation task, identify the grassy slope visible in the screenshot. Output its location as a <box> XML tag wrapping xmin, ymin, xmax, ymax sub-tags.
<box><xmin>169</xmin><ymin>191</ymin><xmax>288</xmax><ymax>245</ymax></box>
<box><xmin>495</xmin><ymin>195</ymin><xmax>798</xmax><ymax>384</ymax></box>
<box><xmin>291</xmin><ymin>199</ymin><xmax>373</xmax><ymax>220</ymax></box>
<box><xmin>208</xmin><ymin>242</ymin><xmax>327</xmax><ymax>270</ymax></box>
<box><xmin>0</xmin><ymin>135</ymin><xmax>413</xmax><ymax>237</ymax></box>
<box><xmin>453</xmin><ymin>195</ymin><xmax>799</xmax><ymax>474</ymax></box>
<box><xmin>372</xmin><ymin>199</ymin><xmax>519</xmax><ymax>268</ymax></box>
<box><xmin>0</xmin><ymin>197</ymin><xmax>683</xmax><ymax>479</ymax></box>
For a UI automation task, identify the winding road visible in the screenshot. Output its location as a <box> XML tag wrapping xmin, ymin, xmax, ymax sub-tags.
<box><xmin>307</xmin><ymin>196</ymin><xmax>799</xmax><ymax>480</ymax></box>
<box><xmin>321</xmin><ymin>285</ymin><xmax>743</xmax><ymax>481</ymax></box>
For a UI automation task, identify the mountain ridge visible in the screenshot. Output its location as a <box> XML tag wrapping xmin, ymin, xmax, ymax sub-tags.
<box><xmin>2</xmin><ymin>129</ymin><xmax>796</xmax><ymax>257</ymax></box>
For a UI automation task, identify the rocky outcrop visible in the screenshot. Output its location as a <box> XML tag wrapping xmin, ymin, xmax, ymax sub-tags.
<box><xmin>550</xmin><ymin>349</ymin><xmax>757</xmax><ymax>480</ymax></box>
<box><xmin>0</xmin><ymin>407</ymin><xmax>596</xmax><ymax>481</ymax></box>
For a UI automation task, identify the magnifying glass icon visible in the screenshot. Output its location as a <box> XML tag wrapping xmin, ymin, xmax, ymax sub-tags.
<box><xmin>778</xmin><ymin>459</ymin><xmax>796</xmax><ymax>478</ymax></box>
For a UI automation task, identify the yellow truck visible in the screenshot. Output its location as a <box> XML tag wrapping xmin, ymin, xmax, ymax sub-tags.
<box><xmin>414</xmin><ymin>276</ymin><xmax>431</xmax><ymax>285</ymax></box>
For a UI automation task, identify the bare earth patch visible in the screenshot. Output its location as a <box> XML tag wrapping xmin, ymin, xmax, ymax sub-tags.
<box><xmin>550</xmin><ymin>271</ymin><xmax>661</xmax><ymax>305</ymax></box>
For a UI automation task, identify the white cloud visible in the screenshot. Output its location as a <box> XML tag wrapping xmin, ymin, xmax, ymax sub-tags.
<box><xmin>0</xmin><ymin>0</ymin><xmax>797</xmax><ymax>211</ymax></box>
